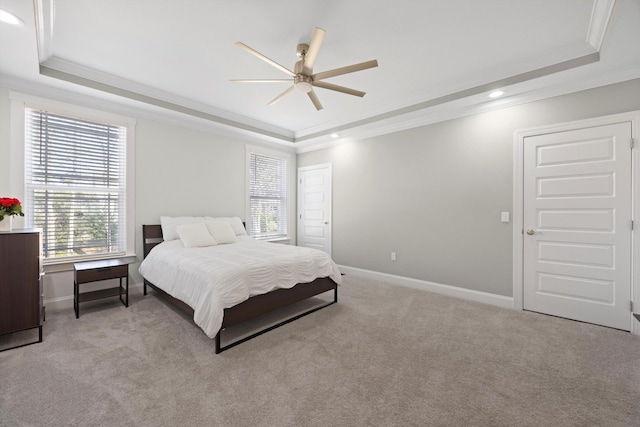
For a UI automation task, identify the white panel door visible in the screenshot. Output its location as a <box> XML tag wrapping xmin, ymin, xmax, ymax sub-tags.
<box><xmin>523</xmin><ymin>122</ymin><xmax>632</xmax><ymax>330</ymax></box>
<box><xmin>297</xmin><ymin>164</ymin><xmax>332</xmax><ymax>255</ymax></box>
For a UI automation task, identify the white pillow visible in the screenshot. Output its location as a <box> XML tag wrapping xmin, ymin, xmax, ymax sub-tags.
<box><xmin>205</xmin><ymin>216</ymin><xmax>247</xmax><ymax>236</ymax></box>
<box><xmin>176</xmin><ymin>223</ymin><xmax>218</xmax><ymax>248</ymax></box>
<box><xmin>205</xmin><ymin>220</ymin><xmax>238</xmax><ymax>244</ymax></box>
<box><xmin>160</xmin><ymin>216</ymin><xmax>205</xmax><ymax>241</ymax></box>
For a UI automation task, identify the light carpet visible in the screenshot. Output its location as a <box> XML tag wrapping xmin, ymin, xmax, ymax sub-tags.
<box><xmin>1</xmin><ymin>275</ymin><xmax>640</xmax><ymax>426</ymax></box>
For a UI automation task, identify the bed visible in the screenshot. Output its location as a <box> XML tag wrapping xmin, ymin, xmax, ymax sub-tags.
<box><xmin>139</xmin><ymin>219</ymin><xmax>341</xmax><ymax>353</ymax></box>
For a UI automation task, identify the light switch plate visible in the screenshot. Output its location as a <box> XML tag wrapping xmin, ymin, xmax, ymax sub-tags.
<box><xmin>501</xmin><ymin>212</ymin><xmax>510</xmax><ymax>223</ymax></box>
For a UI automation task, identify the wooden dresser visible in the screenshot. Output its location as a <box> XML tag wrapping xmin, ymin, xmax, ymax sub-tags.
<box><xmin>0</xmin><ymin>229</ymin><xmax>43</xmax><ymax>351</ymax></box>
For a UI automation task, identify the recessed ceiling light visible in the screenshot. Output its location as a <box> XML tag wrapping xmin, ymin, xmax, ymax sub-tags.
<box><xmin>0</xmin><ymin>9</ymin><xmax>24</xmax><ymax>26</ymax></box>
<box><xmin>489</xmin><ymin>90</ymin><xmax>504</xmax><ymax>98</ymax></box>
<box><xmin>330</xmin><ymin>133</ymin><xmax>340</xmax><ymax>138</ymax></box>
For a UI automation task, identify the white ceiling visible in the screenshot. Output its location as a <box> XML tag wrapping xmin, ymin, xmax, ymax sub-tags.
<box><xmin>0</xmin><ymin>0</ymin><xmax>639</xmax><ymax>150</ymax></box>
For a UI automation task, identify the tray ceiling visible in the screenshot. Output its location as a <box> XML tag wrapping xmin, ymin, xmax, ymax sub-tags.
<box><xmin>0</xmin><ymin>0</ymin><xmax>639</xmax><ymax>149</ymax></box>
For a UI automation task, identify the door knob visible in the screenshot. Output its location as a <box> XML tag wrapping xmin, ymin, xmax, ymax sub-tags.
<box><xmin>526</xmin><ymin>229</ymin><xmax>535</xmax><ymax>235</ymax></box>
<box><xmin>324</xmin><ymin>221</ymin><xmax>329</xmax><ymax>224</ymax></box>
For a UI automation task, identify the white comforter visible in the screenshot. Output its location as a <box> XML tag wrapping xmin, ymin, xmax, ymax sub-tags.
<box><xmin>138</xmin><ymin>237</ymin><xmax>342</xmax><ymax>338</ymax></box>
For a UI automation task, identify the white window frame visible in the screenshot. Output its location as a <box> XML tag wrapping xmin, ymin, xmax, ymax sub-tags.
<box><xmin>10</xmin><ymin>92</ymin><xmax>136</xmax><ymax>266</ymax></box>
<box><xmin>245</xmin><ymin>144</ymin><xmax>291</xmax><ymax>241</ymax></box>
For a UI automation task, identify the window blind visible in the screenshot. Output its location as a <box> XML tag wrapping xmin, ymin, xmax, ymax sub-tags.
<box><xmin>24</xmin><ymin>108</ymin><xmax>127</xmax><ymax>260</ymax></box>
<box><xmin>248</xmin><ymin>152</ymin><xmax>287</xmax><ymax>239</ymax></box>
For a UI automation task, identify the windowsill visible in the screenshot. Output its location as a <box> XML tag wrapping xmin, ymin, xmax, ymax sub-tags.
<box><xmin>266</xmin><ymin>238</ymin><xmax>291</xmax><ymax>245</ymax></box>
<box><xmin>43</xmin><ymin>253</ymin><xmax>138</xmax><ymax>273</ymax></box>
<box><xmin>251</xmin><ymin>235</ymin><xmax>291</xmax><ymax>244</ymax></box>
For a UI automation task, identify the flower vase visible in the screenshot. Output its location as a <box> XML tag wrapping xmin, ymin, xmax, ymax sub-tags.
<box><xmin>0</xmin><ymin>216</ymin><xmax>12</xmax><ymax>232</ymax></box>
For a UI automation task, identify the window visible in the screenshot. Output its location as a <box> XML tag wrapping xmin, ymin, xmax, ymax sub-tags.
<box><xmin>24</xmin><ymin>107</ymin><xmax>133</xmax><ymax>261</ymax></box>
<box><xmin>247</xmin><ymin>147</ymin><xmax>289</xmax><ymax>240</ymax></box>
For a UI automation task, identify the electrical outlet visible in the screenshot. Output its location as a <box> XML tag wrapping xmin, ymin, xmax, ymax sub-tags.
<box><xmin>391</xmin><ymin>252</ymin><xmax>397</xmax><ymax>261</ymax></box>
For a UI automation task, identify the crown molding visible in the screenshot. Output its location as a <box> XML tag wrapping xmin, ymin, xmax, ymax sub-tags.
<box><xmin>39</xmin><ymin>57</ymin><xmax>295</xmax><ymax>143</ymax></box>
<box><xmin>295</xmin><ymin>51</ymin><xmax>601</xmax><ymax>143</ymax></box>
<box><xmin>27</xmin><ymin>0</ymin><xmax>633</xmax><ymax>153</ymax></box>
<box><xmin>295</xmin><ymin>65</ymin><xmax>640</xmax><ymax>153</ymax></box>
<box><xmin>587</xmin><ymin>0</ymin><xmax>616</xmax><ymax>50</ymax></box>
<box><xmin>0</xmin><ymin>73</ymin><xmax>296</xmax><ymax>150</ymax></box>
<box><xmin>33</xmin><ymin>0</ymin><xmax>53</xmax><ymax>62</ymax></box>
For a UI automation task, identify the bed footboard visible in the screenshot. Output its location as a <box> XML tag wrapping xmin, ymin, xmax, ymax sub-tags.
<box><xmin>145</xmin><ymin>276</ymin><xmax>337</xmax><ymax>354</ymax></box>
<box><xmin>215</xmin><ymin>277</ymin><xmax>337</xmax><ymax>353</ymax></box>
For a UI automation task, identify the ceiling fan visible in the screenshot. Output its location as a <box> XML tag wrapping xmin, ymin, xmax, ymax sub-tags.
<box><xmin>230</xmin><ymin>27</ymin><xmax>378</xmax><ymax>111</ymax></box>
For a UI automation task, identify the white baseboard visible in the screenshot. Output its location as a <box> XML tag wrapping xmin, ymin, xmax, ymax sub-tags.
<box><xmin>44</xmin><ymin>282</ymin><xmax>145</xmax><ymax>312</ymax></box>
<box><xmin>45</xmin><ymin>272</ymin><xmax>514</xmax><ymax>314</ymax></box>
<box><xmin>43</xmin><ymin>295</ymin><xmax>73</xmax><ymax>312</ymax></box>
<box><xmin>338</xmin><ymin>265</ymin><xmax>514</xmax><ymax>309</ymax></box>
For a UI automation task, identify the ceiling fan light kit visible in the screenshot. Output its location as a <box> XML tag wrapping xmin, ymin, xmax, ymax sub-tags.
<box><xmin>231</xmin><ymin>27</ymin><xmax>378</xmax><ymax>111</ymax></box>
<box><xmin>294</xmin><ymin>76</ymin><xmax>313</xmax><ymax>93</ymax></box>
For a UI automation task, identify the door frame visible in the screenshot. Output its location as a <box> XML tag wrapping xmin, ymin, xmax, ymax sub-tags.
<box><xmin>297</xmin><ymin>163</ymin><xmax>333</xmax><ymax>255</ymax></box>
<box><xmin>512</xmin><ymin>111</ymin><xmax>640</xmax><ymax>335</ymax></box>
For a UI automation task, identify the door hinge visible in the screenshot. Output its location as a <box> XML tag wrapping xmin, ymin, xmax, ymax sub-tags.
<box><xmin>632</xmin><ymin>220</ymin><xmax>635</xmax><ymax>231</ymax></box>
<box><xmin>631</xmin><ymin>138</ymin><xmax>636</xmax><ymax>149</ymax></box>
<box><xmin>631</xmin><ymin>301</ymin><xmax>634</xmax><ymax>312</ymax></box>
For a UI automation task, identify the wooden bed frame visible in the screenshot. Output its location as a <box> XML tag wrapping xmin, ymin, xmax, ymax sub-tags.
<box><xmin>142</xmin><ymin>224</ymin><xmax>338</xmax><ymax>353</ymax></box>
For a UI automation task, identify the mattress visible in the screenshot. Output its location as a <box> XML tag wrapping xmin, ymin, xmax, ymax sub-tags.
<box><xmin>138</xmin><ymin>236</ymin><xmax>342</xmax><ymax>338</ymax></box>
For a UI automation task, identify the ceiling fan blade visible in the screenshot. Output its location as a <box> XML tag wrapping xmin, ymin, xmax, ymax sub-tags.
<box><xmin>312</xmin><ymin>81</ymin><xmax>366</xmax><ymax>97</ymax></box>
<box><xmin>230</xmin><ymin>79</ymin><xmax>292</xmax><ymax>83</ymax></box>
<box><xmin>268</xmin><ymin>85</ymin><xmax>295</xmax><ymax>106</ymax></box>
<box><xmin>302</xmin><ymin>27</ymin><xmax>326</xmax><ymax>75</ymax></box>
<box><xmin>313</xmin><ymin>59</ymin><xmax>378</xmax><ymax>81</ymax></box>
<box><xmin>236</xmin><ymin>42</ymin><xmax>296</xmax><ymax>77</ymax></box>
<box><xmin>307</xmin><ymin>89</ymin><xmax>323</xmax><ymax>111</ymax></box>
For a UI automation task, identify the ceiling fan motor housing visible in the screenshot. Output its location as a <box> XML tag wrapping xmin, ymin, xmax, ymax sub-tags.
<box><xmin>293</xmin><ymin>58</ymin><xmax>313</xmax><ymax>92</ymax></box>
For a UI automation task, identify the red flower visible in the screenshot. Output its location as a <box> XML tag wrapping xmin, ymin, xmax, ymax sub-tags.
<box><xmin>0</xmin><ymin>197</ymin><xmax>24</xmax><ymax>220</ymax></box>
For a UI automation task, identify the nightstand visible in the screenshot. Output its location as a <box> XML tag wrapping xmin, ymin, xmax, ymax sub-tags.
<box><xmin>74</xmin><ymin>259</ymin><xmax>129</xmax><ymax>318</ymax></box>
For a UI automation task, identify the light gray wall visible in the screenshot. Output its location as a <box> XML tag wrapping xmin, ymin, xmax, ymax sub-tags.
<box><xmin>134</xmin><ymin>120</ymin><xmax>246</xmax><ymax>224</ymax></box>
<box><xmin>2</xmin><ymin>79</ymin><xmax>639</xmax><ymax>307</ymax></box>
<box><xmin>298</xmin><ymin>78</ymin><xmax>640</xmax><ymax>297</ymax></box>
